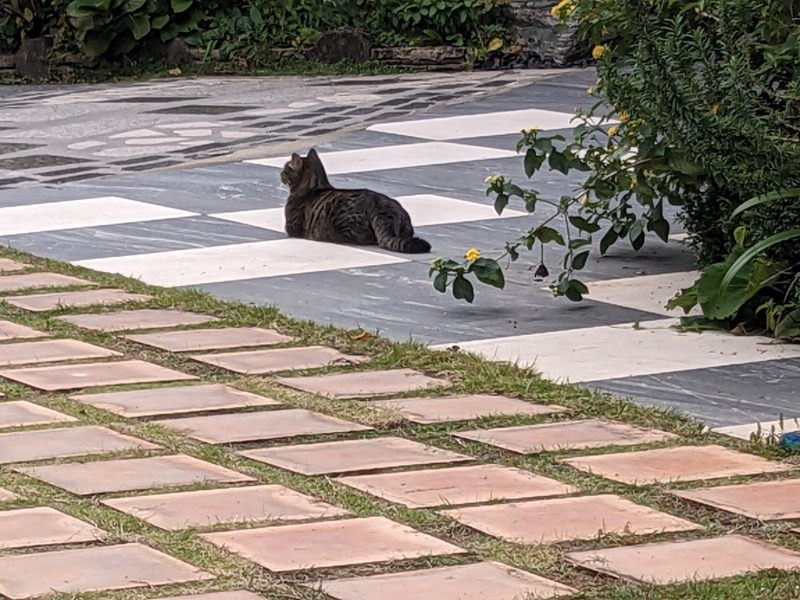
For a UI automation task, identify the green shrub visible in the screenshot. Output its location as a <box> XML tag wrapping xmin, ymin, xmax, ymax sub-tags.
<box><xmin>429</xmin><ymin>0</ymin><xmax>800</xmax><ymax>340</ymax></box>
<box><xmin>0</xmin><ymin>0</ymin><xmax>69</xmax><ymax>51</ymax></box>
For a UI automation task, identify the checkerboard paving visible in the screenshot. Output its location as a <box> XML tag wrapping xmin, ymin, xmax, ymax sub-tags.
<box><xmin>0</xmin><ymin>71</ymin><xmax>797</xmax><ymax>434</ymax></box>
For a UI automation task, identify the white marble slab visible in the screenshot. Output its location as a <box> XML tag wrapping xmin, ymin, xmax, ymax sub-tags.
<box><xmin>245</xmin><ymin>142</ymin><xmax>517</xmax><ymax>174</ymax></box>
<box><xmin>712</xmin><ymin>418</ymin><xmax>800</xmax><ymax>441</ymax></box>
<box><xmin>212</xmin><ymin>194</ymin><xmax>527</xmax><ymax>232</ymax></box>
<box><xmin>367</xmin><ymin>109</ymin><xmax>613</xmax><ymax>140</ymax></box>
<box><xmin>586</xmin><ymin>271</ymin><xmax>703</xmax><ymax>317</ymax></box>
<box><xmin>439</xmin><ymin>319</ymin><xmax>800</xmax><ymax>383</ymax></box>
<box><xmin>0</xmin><ymin>198</ymin><xmax>196</xmax><ymax>237</ymax></box>
<box><xmin>74</xmin><ymin>239</ymin><xmax>409</xmax><ymax>287</ymax></box>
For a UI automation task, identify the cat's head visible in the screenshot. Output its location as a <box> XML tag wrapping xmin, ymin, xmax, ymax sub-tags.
<box><xmin>280</xmin><ymin>148</ymin><xmax>331</xmax><ymax>192</ymax></box>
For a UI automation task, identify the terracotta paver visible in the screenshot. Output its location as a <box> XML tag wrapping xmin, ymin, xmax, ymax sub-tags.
<box><xmin>369</xmin><ymin>394</ymin><xmax>567</xmax><ymax>423</ymax></box>
<box><xmin>0</xmin><ymin>359</ymin><xmax>197</xmax><ymax>391</ymax></box>
<box><xmin>240</xmin><ymin>436</ymin><xmax>472</xmax><ymax>475</ymax></box>
<box><xmin>202</xmin><ymin>516</ymin><xmax>464</xmax><ymax>572</ymax></box>
<box><xmin>126</xmin><ymin>326</ymin><xmax>294</xmax><ymax>352</ymax></box>
<box><xmin>0</xmin><ymin>320</ymin><xmax>46</xmax><ymax>341</ymax></box>
<box><xmin>674</xmin><ymin>479</ymin><xmax>800</xmax><ymax>520</ymax></box>
<box><xmin>17</xmin><ymin>454</ymin><xmax>254</xmax><ymax>495</ymax></box>
<box><xmin>276</xmin><ymin>368</ymin><xmax>451</xmax><ymax>398</ymax></box>
<box><xmin>3</xmin><ymin>289</ymin><xmax>152</xmax><ymax>312</ymax></box>
<box><xmin>165</xmin><ymin>593</ymin><xmax>264</xmax><ymax>600</ymax></box>
<box><xmin>0</xmin><ymin>506</ymin><xmax>104</xmax><ymax>549</ymax></box>
<box><xmin>159</xmin><ymin>408</ymin><xmax>371</xmax><ymax>444</ymax></box>
<box><xmin>0</xmin><ymin>400</ymin><xmax>77</xmax><ymax>428</ymax></box>
<box><xmin>455</xmin><ymin>419</ymin><xmax>676</xmax><ymax>454</ymax></box>
<box><xmin>442</xmin><ymin>494</ymin><xmax>700</xmax><ymax>544</ymax></box>
<box><xmin>562</xmin><ymin>445</ymin><xmax>791</xmax><ymax>484</ymax></box>
<box><xmin>0</xmin><ymin>543</ymin><xmax>213</xmax><ymax>599</ymax></box>
<box><xmin>0</xmin><ymin>488</ymin><xmax>15</xmax><ymax>501</ymax></box>
<box><xmin>318</xmin><ymin>561</ymin><xmax>577</xmax><ymax>600</ymax></box>
<box><xmin>191</xmin><ymin>345</ymin><xmax>365</xmax><ymax>375</ymax></box>
<box><xmin>70</xmin><ymin>383</ymin><xmax>280</xmax><ymax>418</ymax></box>
<box><xmin>0</xmin><ymin>272</ymin><xmax>93</xmax><ymax>293</ymax></box>
<box><xmin>103</xmin><ymin>484</ymin><xmax>348</xmax><ymax>530</ymax></box>
<box><xmin>338</xmin><ymin>464</ymin><xmax>577</xmax><ymax>508</ymax></box>
<box><xmin>0</xmin><ymin>425</ymin><xmax>158</xmax><ymax>465</ymax></box>
<box><xmin>56</xmin><ymin>308</ymin><xmax>217</xmax><ymax>332</ymax></box>
<box><xmin>0</xmin><ymin>258</ymin><xmax>27</xmax><ymax>273</ymax></box>
<box><xmin>0</xmin><ymin>338</ymin><xmax>120</xmax><ymax>367</ymax></box>
<box><xmin>566</xmin><ymin>534</ymin><xmax>800</xmax><ymax>584</ymax></box>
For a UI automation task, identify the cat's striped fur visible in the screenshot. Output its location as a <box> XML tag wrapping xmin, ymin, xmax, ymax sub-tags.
<box><xmin>280</xmin><ymin>148</ymin><xmax>431</xmax><ymax>254</ymax></box>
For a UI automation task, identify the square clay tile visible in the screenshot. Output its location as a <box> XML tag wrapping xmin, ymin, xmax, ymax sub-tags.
<box><xmin>566</xmin><ymin>534</ymin><xmax>800</xmax><ymax>584</ymax></box>
<box><xmin>275</xmin><ymin>368</ymin><xmax>451</xmax><ymax>398</ymax></box>
<box><xmin>0</xmin><ymin>272</ymin><xmax>93</xmax><ymax>293</ymax></box>
<box><xmin>0</xmin><ymin>543</ymin><xmax>213</xmax><ymax>599</ymax></box>
<box><xmin>103</xmin><ymin>484</ymin><xmax>348</xmax><ymax>530</ymax></box>
<box><xmin>454</xmin><ymin>419</ymin><xmax>676</xmax><ymax>454</ymax></box>
<box><xmin>674</xmin><ymin>479</ymin><xmax>800</xmax><ymax>520</ymax></box>
<box><xmin>0</xmin><ymin>258</ymin><xmax>27</xmax><ymax>273</ymax></box>
<box><xmin>0</xmin><ymin>338</ymin><xmax>120</xmax><ymax>367</ymax></box>
<box><xmin>0</xmin><ymin>359</ymin><xmax>197</xmax><ymax>391</ymax></box>
<box><xmin>0</xmin><ymin>320</ymin><xmax>46</xmax><ymax>341</ymax></box>
<box><xmin>70</xmin><ymin>384</ymin><xmax>280</xmax><ymax>418</ymax></box>
<box><xmin>369</xmin><ymin>394</ymin><xmax>567</xmax><ymax>424</ymax></box>
<box><xmin>3</xmin><ymin>289</ymin><xmax>152</xmax><ymax>312</ymax></box>
<box><xmin>0</xmin><ymin>506</ymin><xmax>104</xmax><ymax>549</ymax></box>
<box><xmin>0</xmin><ymin>488</ymin><xmax>15</xmax><ymax>501</ymax></box>
<box><xmin>317</xmin><ymin>561</ymin><xmax>577</xmax><ymax>600</ymax></box>
<box><xmin>56</xmin><ymin>308</ymin><xmax>217</xmax><ymax>332</ymax></box>
<box><xmin>17</xmin><ymin>454</ymin><xmax>254</xmax><ymax>495</ymax></box>
<box><xmin>0</xmin><ymin>400</ymin><xmax>77</xmax><ymax>428</ymax></box>
<box><xmin>165</xmin><ymin>593</ymin><xmax>264</xmax><ymax>600</ymax></box>
<box><xmin>240</xmin><ymin>436</ymin><xmax>472</xmax><ymax>475</ymax></box>
<box><xmin>441</xmin><ymin>494</ymin><xmax>701</xmax><ymax>544</ymax></box>
<box><xmin>337</xmin><ymin>464</ymin><xmax>577</xmax><ymax>508</ymax></box>
<box><xmin>158</xmin><ymin>408</ymin><xmax>371</xmax><ymax>444</ymax></box>
<box><xmin>562</xmin><ymin>445</ymin><xmax>792</xmax><ymax>485</ymax></box>
<box><xmin>191</xmin><ymin>345</ymin><xmax>364</xmax><ymax>375</ymax></box>
<box><xmin>0</xmin><ymin>425</ymin><xmax>159</xmax><ymax>465</ymax></box>
<box><xmin>126</xmin><ymin>327</ymin><xmax>294</xmax><ymax>352</ymax></box>
<box><xmin>202</xmin><ymin>516</ymin><xmax>464</xmax><ymax>572</ymax></box>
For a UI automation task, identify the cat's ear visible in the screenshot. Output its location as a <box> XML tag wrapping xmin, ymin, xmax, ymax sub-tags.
<box><xmin>307</xmin><ymin>148</ymin><xmax>319</xmax><ymax>160</ymax></box>
<box><xmin>288</xmin><ymin>153</ymin><xmax>303</xmax><ymax>168</ymax></box>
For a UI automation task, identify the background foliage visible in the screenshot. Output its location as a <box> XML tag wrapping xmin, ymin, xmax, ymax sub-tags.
<box><xmin>429</xmin><ymin>0</ymin><xmax>800</xmax><ymax>340</ymax></box>
<box><xmin>0</xmin><ymin>0</ymin><xmax>507</xmax><ymax>63</ymax></box>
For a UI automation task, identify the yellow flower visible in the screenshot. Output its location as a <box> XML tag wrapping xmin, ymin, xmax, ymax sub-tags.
<box><xmin>524</xmin><ymin>124</ymin><xmax>540</xmax><ymax>135</ymax></box>
<box><xmin>587</xmin><ymin>86</ymin><xmax>594</xmax><ymax>95</ymax></box>
<box><xmin>465</xmin><ymin>248</ymin><xmax>481</xmax><ymax>262</ymax></box>
<box><xmin>619</xmin><ymin>111</ymin><xmax>630</xmax><ymax>122</ymax></box>
<box><xmin>550</xmin><ymin>0</ymin><xmax>574</xmax><ymax>18</ymax></box>
<box><xmin>580</xmin><ymin>192</ymin><xmax>590</xmax><ymax>206</ymax></box>
<box><xmin>607</xmin><ymin>125</ymin><xmax>619</xmax><ymax>137</ymax></box>
<box><xmin>629</xmin><ymin>175</ymin><xmax>638</xmax><ymax>189</ymax></box>
<box><xmin>711</xmin><ymin>103</ymin><xmax>720</xmax><ymax>115</ymax></box>
<box><xmin>484</xmin><ymin>174</ymin><xmax>503</xmax><ymax>185</ymax></box>
<box><xmin>592</xmin><ymin>45</ymin><xmax>608</xmax><ymax>60</ymax></box>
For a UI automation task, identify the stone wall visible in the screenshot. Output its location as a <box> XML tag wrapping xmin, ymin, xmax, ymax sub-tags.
<box><xmin>506</xmin><ymin>1</ymin><xmax>586</xmax><ymax>65</ymax></box>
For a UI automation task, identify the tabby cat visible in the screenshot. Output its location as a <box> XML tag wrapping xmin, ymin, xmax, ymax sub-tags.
<box><xmin>280</xmin><ymin>148</ymin><xmax>432</xmax><ymax>254</ymax></box>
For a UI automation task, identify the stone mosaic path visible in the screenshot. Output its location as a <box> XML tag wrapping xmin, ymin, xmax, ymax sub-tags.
<box><xmin>0</xmin><ymin>71</ymin><xmax>548</xmax><ymax>189</ymax></box>
<box><xmin>0</xmin><ymin>261</ymin><xmax>799</xmax><ymax>599</ymax></box>
<box><xmin>1</xmin><ymin>70</ymin><xmax>798</xmax><ymax>433</ymax></box>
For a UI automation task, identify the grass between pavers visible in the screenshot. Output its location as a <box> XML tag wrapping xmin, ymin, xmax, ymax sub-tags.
<box><xmin>0</xmin><ymin>245</ymin><xmax>799</xmax><ymax>600</ymax></box>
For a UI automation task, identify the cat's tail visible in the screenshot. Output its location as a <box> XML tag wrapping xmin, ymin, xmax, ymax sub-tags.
<box><xmin>377</xmin><ymin>234</ymin><xmax>432</xmax><ymax>254</ymax></box>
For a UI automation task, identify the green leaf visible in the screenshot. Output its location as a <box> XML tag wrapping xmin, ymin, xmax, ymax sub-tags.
<box><xmin>470</xmin><ymin>258</ymin><xmax>505</xmax><ymax>289</ymax></box>
<box><xmin>433</xmin><ymin>271</ymin><xmax>448</xmax><ymax>293</ymax></box>
<box><xmin>125</xmin><ymin>14</ymin><xmax>150</xmax><ymax>40</ymax></box>
<box><xmin>599</xmin><ymin>227</ymin><xmax>618</xmax><ymax>255</ymax></box>
<box><xmin>67</xmin><ymin>0</ymin><xmax>110</xmax><ymax>18</ymax></box>
<box><xmin>494</xmin><ymin>193</ymin><xmax>509</xmax><ymax>215</ymax></box>
<box><xmin>665</xmin><ymin>284</ymin><xmax>700</xmax><ymax>314</ymax></box>
<box><xmin>649</xmin><ymin>217</ymin><xmax>671</xmax><ymax>243</ymax></box>
<box><xmin>629</xmin><ymin>219</ymin><xmax>645</xmax><ymax>251</ymax></box>
<box><xmin>151</xmin><ymin>14</ymin><xmax>169</xmax><ymax>28</ymax></box>
<box><xmin>732</xmin><ymin>188</ymin><xmax>800</xmax><ymax>219</ymax></box>
<box><xmin>524</xmin><ymin>149</ymin><xmax>546</xmax><ymax>177</ymax></box>
<box><xmin>720</xmin><ymin>229</ymin><xmax>800</xmax><ymax>291</ymax></box>
<box><xmin>536</xmin><ymin>226</ymin><xmax>565</xmax><ymax>245</ymax></box>
<box><xmin>571</xmin><ymin>250</ymin><xmax>589</xmax><ymax>270</ymax></box>
<box><xmin>171</xmin><ymin>0</ymin><xmax>193</xmax><ymax>13</ymax></box>
<box><xmin>122</xmin><ymin>0</ymin><xmax>147</xmax><ymax>12</ymax></box>
<box><xmin>82</xmin><ymin>30</ymin><xmax>115</xmax><ymax>57</ymax></box>
<box><xmin>568</xmin><ymin>215</ymin><xmax>601</xmax><ymax>233</ymax></box>
<box><xmin>547</xmin><ymin>151</ymin><xmax>570</xmax><ymax>175</ymax></box>
<box><xmin>452</xmin><ymin>275</ymin><xmax>475</xmax><ymax>303</ymax></box>
<box><xmin>533</xmin><ymin>137</ymin><xmax>553</xmax><ymax>153</ymax></box>
<box><xmin>564</xmin><ymin>279</ymin><xmax>589</xmax><ymax>301</ymax></box>
<box><xmin>775</xmin><ymin>308</ymin><xmax>800</xmax><ymax>339</ymax></box>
